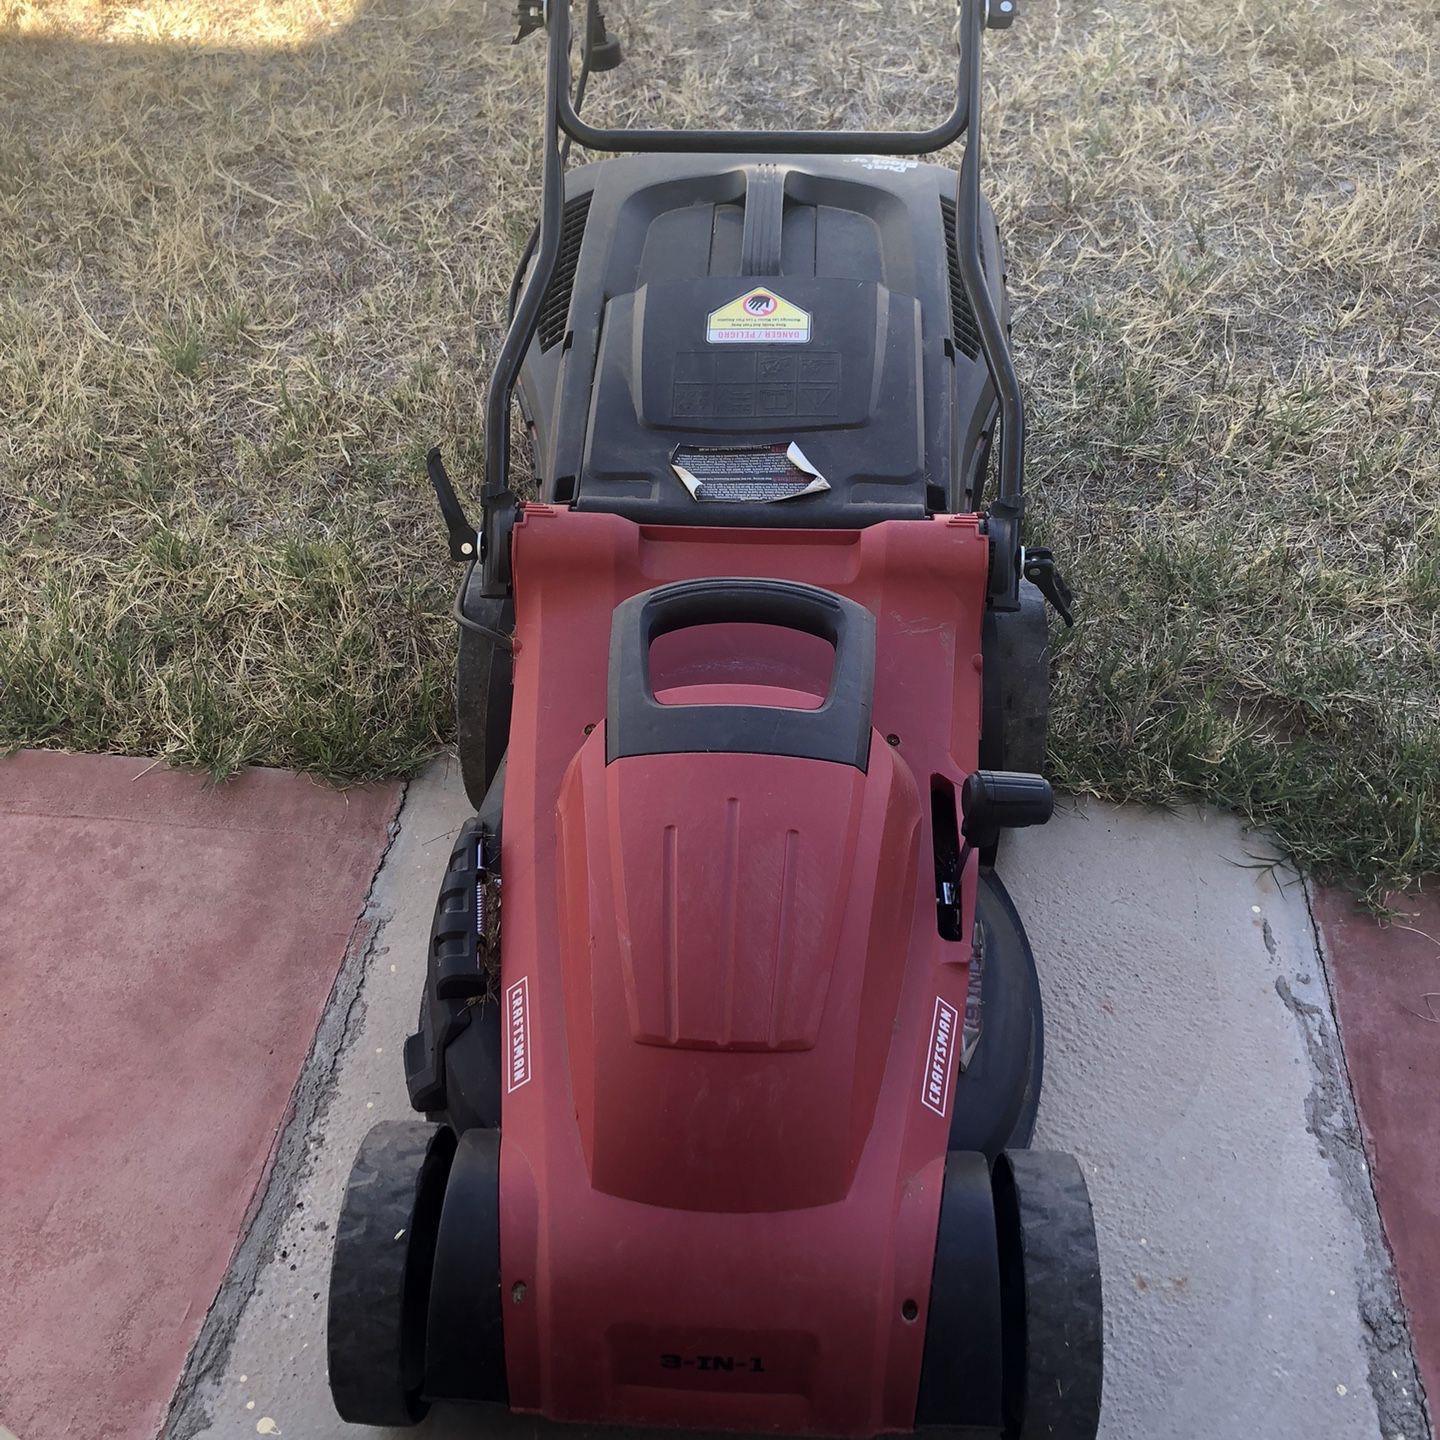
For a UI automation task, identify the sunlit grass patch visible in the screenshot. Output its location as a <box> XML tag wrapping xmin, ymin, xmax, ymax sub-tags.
<box><xmin>1</xmin><ymin>0</ymin><xmax>364</xmax><ymax>46</ymax></box>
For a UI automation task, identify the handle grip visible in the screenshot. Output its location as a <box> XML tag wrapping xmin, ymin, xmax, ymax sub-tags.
<box><xmin>606</xmin><ymin>578</ymin><xmax>876</xmax><ymax>769</ymax></box>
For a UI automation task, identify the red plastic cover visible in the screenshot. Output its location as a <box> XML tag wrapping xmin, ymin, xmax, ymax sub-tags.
<box><xmin>498</xmin><ymin>509</ymin><xmax>989</xmax><ymax>1435</ymax></box>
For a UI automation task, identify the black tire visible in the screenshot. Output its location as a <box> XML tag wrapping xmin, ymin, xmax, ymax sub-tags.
<box><xmin>456</xmin><ymin>573</ymin><xmax>513</xmax><ymax>811</ymax></box>
<box><xmin>993</xmin><ymin>1150</ymin><xmax>1104</xmax><ymax>1440</ymax></box>
<box><xmin>981</xmin><ymin>578</ymin><xmax>1050</xmax><ymax>777</ymax></box>
<box><xmin>327</xmin><ymin>1121</ymin><xmax>457</xmax><ymax>1427</ymax></box>
<box><xmin>948</xmin><ymin>870</ymin><xmax>1043</xmax><ymax>1158</ymax></box>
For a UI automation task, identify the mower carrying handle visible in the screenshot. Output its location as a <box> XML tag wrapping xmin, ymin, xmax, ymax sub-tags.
<box><xmin>606</xmin><ymin>578</ymin><xmax>877</xmax><ymax>770</ymax></box>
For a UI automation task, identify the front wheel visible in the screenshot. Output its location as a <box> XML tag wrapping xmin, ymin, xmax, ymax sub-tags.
<box><xmin>326</xmin><ymin>1121</ymin><xmax>456</xmax><ymax>1427</ymax></box>
<box><xmin>994</xmin><ymin>1149</ymin><xmax>1104</xmax><ymax>1440</ymax></box>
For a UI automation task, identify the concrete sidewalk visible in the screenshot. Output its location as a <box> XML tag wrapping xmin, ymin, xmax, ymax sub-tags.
<box><xmin>1</xmin><ymin>749</ymin><xmax>1432</xmax><ymax>1440</ymax></box>
<box><xmin>163</xmin><ymin>767</ymin><xmax>1427</xmax><ymax>1440</ymax></box>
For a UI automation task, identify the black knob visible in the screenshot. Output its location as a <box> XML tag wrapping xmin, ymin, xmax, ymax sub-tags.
<box><xmin>960</xmin><ymin>770</ymin><xmax>1053</xmax><ymax>850</ymax></box>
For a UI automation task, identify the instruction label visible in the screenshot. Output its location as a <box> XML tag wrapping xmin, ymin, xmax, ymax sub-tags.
<box><xmin>707</xmin><ymin>287</ymin><xmax>812</xmax><ymax>345</ymax></box>
<box><xmin>671</xmin><ymin>442</ymin><xmax>830</xmax><ymax>504</ymax></box>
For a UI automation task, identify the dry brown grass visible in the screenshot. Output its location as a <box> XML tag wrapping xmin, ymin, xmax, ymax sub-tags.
<box><xmin>1</xmin><ymin>0</ymin><xmax>1436</xmax><ymax>895</ymax></box>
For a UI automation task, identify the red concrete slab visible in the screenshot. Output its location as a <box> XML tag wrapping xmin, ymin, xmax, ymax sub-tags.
<box><xmin>0</xmin><ymin>751</ymin><xmax>401</xmax><ymax>1440</ymax></box>
<box><xmin>1316</xmin><ymin>885</ymin><xmax>1440</xmax><ymax>1421</ymax></box>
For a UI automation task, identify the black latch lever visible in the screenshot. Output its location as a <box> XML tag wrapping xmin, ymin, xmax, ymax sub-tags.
<box><xmin>1022</xmin><ymin>548</ymin><xmax>1075</xmax><ymax>627</ymax></box>
<box><xmin>427</xmin><ymin>448</ymin><xmax>479</xmax><ymax>563</ymax></box>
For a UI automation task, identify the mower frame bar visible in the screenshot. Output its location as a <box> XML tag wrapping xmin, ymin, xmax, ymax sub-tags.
<box><xmin>479</xmin><ymin>0</ymin><xmax>1025</xmax><ymax>609</ymax></box>
<box><xmin>555</xmin><ymin>11</ymin><xmax>971</xmax><ymax>157</ymax></box>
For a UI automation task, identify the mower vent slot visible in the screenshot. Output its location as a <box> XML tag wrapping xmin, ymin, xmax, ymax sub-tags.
<box><xmin>538</xmin><ymin>193</ymin><xmax>593</xmax><ymax>352</ymax></box>
<box><xmin>940</xmin><ymin>198</ymin><xmax>982</xmax><ymax>361</ymax></box>
<box><xmin>931</xmin><ymin>776</ymin><xmax>964</xmax><ymax>942</ymax></box>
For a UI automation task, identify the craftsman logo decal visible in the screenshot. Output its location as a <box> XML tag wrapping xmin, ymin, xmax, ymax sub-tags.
<box><xmin>707</xmin><ymin>287</ymin><xmax>811</xmax><ymax>345</ymax></box>
<box><xmin>921</xmin><ymin>997</ymin><xmax>960</xmax><ymax>1117</ymax></box>
<box><xmin>506</xmin><ymin>976</ymin><xmax>532</xmax><ymax>1092</ymax></box>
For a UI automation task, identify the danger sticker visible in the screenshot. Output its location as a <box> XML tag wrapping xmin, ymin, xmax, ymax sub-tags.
<box><xmin>506</xmin><ymin>976</ymin><xmax>531</xmax><ymax>1093</ymax></box>
<box><xmin>707</xmin><ymin>287</ymin><xmax>812</xmax><ymax>345</ymax></box>
<box><xmin>671</xmin><ymin>442</ymin><xmax>830</xmax><ymax>504</ymax></box>
<box><xmin>921</xmin><ymin>997</ymin><xmax>960</xmax><ymax>1117</ymax></box>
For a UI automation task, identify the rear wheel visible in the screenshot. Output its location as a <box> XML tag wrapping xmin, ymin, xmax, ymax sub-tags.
<box><xmin>994</xmin><ymin>1150</ymin><xmax>1104</xmax><ymax>1440</ymax></box>
<box><xmin>980</xmin><ymin>578</ymin><xmax>1050</xmax><ymax>778</ymax></box>
<box><xmin>327</xmin><ymin>1121</ymin><xmax>456</xmax><ymax>1427</ymax></box>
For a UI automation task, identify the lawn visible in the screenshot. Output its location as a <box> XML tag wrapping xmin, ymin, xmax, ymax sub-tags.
<box><xmin>2</xmin><ymin>0</ymin><xmax>1436</xmax><ymax>898</ymax></box>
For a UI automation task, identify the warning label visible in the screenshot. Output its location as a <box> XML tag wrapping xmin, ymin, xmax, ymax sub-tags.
<box><xmin>706</xmin><ymin>287</ymin><xmax>812</xmax><ymax>345</ymax></box>
<box><xmin>671</xmin><ymin>442</ymin><xmax>830</xmax><ymax>504</ymax></box>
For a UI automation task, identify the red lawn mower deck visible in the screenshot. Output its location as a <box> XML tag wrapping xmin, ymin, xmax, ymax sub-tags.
<box><xmin>327</xmin><ymin>3</ymin><xmax>1102</xmax><ymax>1438</ymax></box>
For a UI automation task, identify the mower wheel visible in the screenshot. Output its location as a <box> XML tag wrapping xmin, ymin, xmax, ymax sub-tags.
<box><xmin>456</xmin><ymin>575</ymin><xmax>514</xmax><ymax>811</ymax></box>
<box><xmin>980</xmin><ymin>578</ymin><xmax>1050</xmax><ymax>778</ymax></box>
<box><xmin>948</xmin><ymin>870</ymin><xmax>1042</xmax><ymax>1158</ymax></box>
<box><xmin>994</xmin><ymin>1150</ymin><xmax>1104</xmax><ymax>1440</ymax></box>
<box><xmin>327</xmin><ymin>1121</ymin><xmax>456</xmax><ymax>1427</ymax></box>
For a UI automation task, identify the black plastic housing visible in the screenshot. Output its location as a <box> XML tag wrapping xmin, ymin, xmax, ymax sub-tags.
<box><xmin>516</xmin><ymin>154</ymin><xmax>1008</xmax><ymax>529</ymax></box>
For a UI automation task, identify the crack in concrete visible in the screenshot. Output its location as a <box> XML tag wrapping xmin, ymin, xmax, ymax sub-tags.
<box><xmin>1277</xmin><ymin>880</ymin><xmax>1431</xmax><ymax>1440</ymax></box>
<box><xmin>1262</xmin><ymin>916</ymin><xmax>1278</xmax><ymax>958</ymax></box>
<box><xmin>159</xmin><ymin>787</ymin><xmax>409</xmax><ymax>1440</ymax></box>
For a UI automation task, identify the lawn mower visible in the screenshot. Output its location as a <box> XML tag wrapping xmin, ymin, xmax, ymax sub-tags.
<box><xmin>327</xmin><ymin>1</ymin><xmax>1102</xmax><ymax>1436</ymax></box>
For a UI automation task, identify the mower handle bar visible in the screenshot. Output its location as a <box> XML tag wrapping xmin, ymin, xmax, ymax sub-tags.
<box><xmin>478</xmin><ymin>0</ymin><xmax>1025</xmax><ymax>611</ymax></box>
<box><xmin>555</xmin><ymin>0</ymin><xmax>971</xmax><ymax>156</ymax></box>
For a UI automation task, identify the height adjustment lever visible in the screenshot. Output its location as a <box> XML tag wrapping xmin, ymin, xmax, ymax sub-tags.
<box><xmin>1022</xmin><ymin>548</ymin><xmax>1075</xmax><ymax>627</ymax></box>
<box><xmin>426</xmin><ymin>448</ymin><xmax>479</xmax><ymax>563</ymax></box>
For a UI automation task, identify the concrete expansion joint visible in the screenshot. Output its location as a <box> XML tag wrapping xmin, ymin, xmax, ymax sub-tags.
<box><xmin>1288</xmin><ymin>877</ymin><xmax>1431</xmax><ymax>1440</ymax></box>
<box><xmin>159</xmin><ymin>780</ymin><xmax>411</xmax><ymax>1440</ymax></box>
